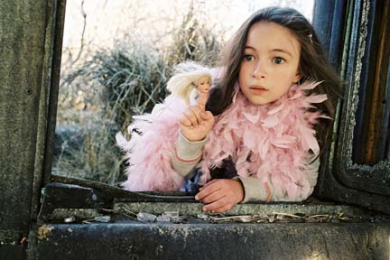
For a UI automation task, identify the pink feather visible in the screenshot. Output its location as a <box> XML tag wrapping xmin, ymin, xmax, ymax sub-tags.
<box><xmin>118</xmin><ymin>81</ymin><xmax>328</xmax><ymax>201</ymax></box>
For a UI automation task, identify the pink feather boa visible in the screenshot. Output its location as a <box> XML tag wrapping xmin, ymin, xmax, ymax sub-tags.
<box><xmin>117</xmin><ymin>81</ymin><xmax>328</xmax><ymax>200</ymax></box>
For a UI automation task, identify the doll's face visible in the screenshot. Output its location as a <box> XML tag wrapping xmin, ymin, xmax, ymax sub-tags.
<box><xmin>196</xmin><ymin>76</ymin><xmax>211</xmax><ymax>93</ymax></box>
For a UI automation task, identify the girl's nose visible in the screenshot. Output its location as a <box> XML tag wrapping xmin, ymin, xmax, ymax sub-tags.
<box><xmin>252</xmin><ymin>61</ymin><xmax>266</xmax><ymax>79</ymax></box>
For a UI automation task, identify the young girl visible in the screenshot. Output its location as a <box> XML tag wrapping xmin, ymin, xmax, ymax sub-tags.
<box><xmin>117</xmin><ymin>6</ymin><xmax>341</xmax><ymax>214</ymax></box>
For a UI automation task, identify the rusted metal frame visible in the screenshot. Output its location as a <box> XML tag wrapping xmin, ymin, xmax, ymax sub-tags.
<box><xmin>335</xmin><ymin>0</ymin><xmax>390</xmax><ymax>198</ymax></box>
<box><xmin>365</xmin><ymin>0</ymin><xmax>390</xmax><ymax>163</ymax></box>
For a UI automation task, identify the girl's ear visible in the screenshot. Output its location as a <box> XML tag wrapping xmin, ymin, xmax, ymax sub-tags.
<box><xmin>293</xmin><ymin>72</ymin><xmax>302</xmax><ymax>84</ymax></box>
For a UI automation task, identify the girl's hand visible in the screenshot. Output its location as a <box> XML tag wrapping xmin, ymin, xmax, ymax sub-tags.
<box><xmin>195</xmin><ymin>179</ymin><xmax>244</xmax><ymax>213</ymax></box>
<box><xmin>179</xmin><ymin>100</ymin><xmax>214</xmax><ymax>142</ymax></box>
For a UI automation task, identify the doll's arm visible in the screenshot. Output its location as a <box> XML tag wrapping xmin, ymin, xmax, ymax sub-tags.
<box><xmin>171</xmin><ymin>131</ymin><xmax>206</xmax><ymax>178</ymax></box>
<box><xmin>235</xmin><ymin>156</ymin><xmax>320</xmax><ymax>202</ymax></box>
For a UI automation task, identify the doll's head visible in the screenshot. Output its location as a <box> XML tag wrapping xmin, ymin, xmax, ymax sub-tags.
<box><xmin>167</xmin><ymin>61</ymin><xmax>213</xmax><ymax>105</ymax></box>
<box><xmin>195</xmin><ymin>76</ymin><xmax>211</xmax><ymax>94</ymax></box>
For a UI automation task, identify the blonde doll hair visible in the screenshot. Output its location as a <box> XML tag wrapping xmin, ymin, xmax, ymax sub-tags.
<box><xmin>167</xmin><ymin>61</ymin><xmax>213</xmax><ymax>105</ymax></box>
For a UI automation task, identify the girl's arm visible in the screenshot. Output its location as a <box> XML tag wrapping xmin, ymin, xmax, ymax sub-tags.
<box><xmin>173</xmin><ymin>91</ymin><xmax>214</xmax><ymax>176</ymax></box>
<box><xmin>235</xmin><ymin>156</ymin><xmax>320</xmax><ymax>202</ymax></box>
<box><xmin>171</xmin><ymin>131</ymin><xmax>206</xmax><ymax>178</ymax></box>
<box><xmin>173</xmin><ymin>130</ymin><xmax>319</xmax><ymax>202</ymax></box>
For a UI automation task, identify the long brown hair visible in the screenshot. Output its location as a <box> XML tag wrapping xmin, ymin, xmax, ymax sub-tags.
<box><xmin>206</xmin><ymin>6</ymin><xmax>343</xmax><ymax>149</ymax></box>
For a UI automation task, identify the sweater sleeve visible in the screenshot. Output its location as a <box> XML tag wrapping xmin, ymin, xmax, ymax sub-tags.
<box><xmin>235</xmin><ymin>156</ymin><xmax>320</xmax><ymax>203</ymax></box>
<box><xmin>171</xmin><ymin>131</ymin><xmax>206</xmax><ymax>178</ymax></box>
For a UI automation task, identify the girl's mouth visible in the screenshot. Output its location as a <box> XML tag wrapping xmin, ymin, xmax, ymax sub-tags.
<box><xmin>250</xmin><ymin>86</ymin><xmax>269</xmax><ymax>95</ymax></box>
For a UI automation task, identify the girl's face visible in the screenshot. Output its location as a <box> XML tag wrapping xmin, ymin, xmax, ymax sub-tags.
<box><xmin>196</xmin><ymin>76</ymin><xmax>211</xmax><ymax>93</ymax></box>
<box><xmin>238</xmin><ymin>21</ymin><xmax>301</xmax><ymax>105</ymax></box>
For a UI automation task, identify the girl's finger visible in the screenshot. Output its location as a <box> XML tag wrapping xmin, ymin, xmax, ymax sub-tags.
<box><xmin>195</xmin><ymin>182</ymin><xmax>221</xmax><ymax>200</ymax></box>
<box><xmin>179</xmin><ymin>116</ymin><xmax>192</xmax><ymax>127</ymax></box>
<box><xmin>197</xmin><ymin>92</ymin><xmax>208</xmax><ymax>110</ymax></box>
<box><xmin>190</xmin><ymin>106</ymin><xmax>206</xmax><ymax>125</ymax></box>
<box><xmin>202</xmin><ymin>111</ymin><xmax>214</xmax><ymax>121</ymax></box>
<box><xmin>200</xmin><ymin>179</ymin><xmax>219</xmax><ymax>189</ymax></box>
<box><xmin>199</xmin><ymin>190</ymin><xmax>225</xmax><ymax>204</ymax></box>
<box><xmin>211</xmin><ymin>204</ymin><xmax>233</xmax><ymax>213</ymax></box>
<box><xmin>182</xmin><ymin>108</ymin><xmax>200</xmax><ymax>126</ymax></box>
<box><xmin>202</xmin><ymin>197</ymin><xmax>227</xmax><ymax>212</ymax></box>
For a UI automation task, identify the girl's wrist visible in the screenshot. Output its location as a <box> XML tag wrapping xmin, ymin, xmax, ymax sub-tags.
<box><xmin>232</xmin><ymin>179</ymin><xmax>245</xmax><ymax>203</ymax></box>
<box><xmin>180</xmin><ymin>131</ymin><xmax>206</xmax><ymax>143</ymax></box>
<box><xmin>186</xmin><ymin>136</ymin><xmax>206</xmax><ymax>142</ymax></box>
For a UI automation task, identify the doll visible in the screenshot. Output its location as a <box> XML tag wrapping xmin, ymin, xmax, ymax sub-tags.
<box><xmin>166</xmin><ymin>61</ymin><xmax>213</xmax><ymax>108</ymax></box>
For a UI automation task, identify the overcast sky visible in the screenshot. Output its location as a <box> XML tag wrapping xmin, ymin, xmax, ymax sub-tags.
<box><xmin>63</xmin><ymin>0</ymin><xmax>314</xmax><ymax>51</ymax></box>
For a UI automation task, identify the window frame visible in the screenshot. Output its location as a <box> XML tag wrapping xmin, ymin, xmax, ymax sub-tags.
<box><xmin>313</xmin><ymin>0</ymin><xmax>390</xmax><ymax>213</ymax></box>
<box><xmin>43</xmin><ymin>0</ymin><xmax>390</xmax><ymax>214</ymax></box>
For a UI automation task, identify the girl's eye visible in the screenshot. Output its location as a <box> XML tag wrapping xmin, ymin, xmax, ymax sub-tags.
<box><xmin>273</xmin><ymin>57</ymin><xmax>285</xmax><ymax>64</ymax></box>
<box><xmin>243</xmin><ymin>55</ymin><xmax>255</xmax><ymax>61</ymax></box>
